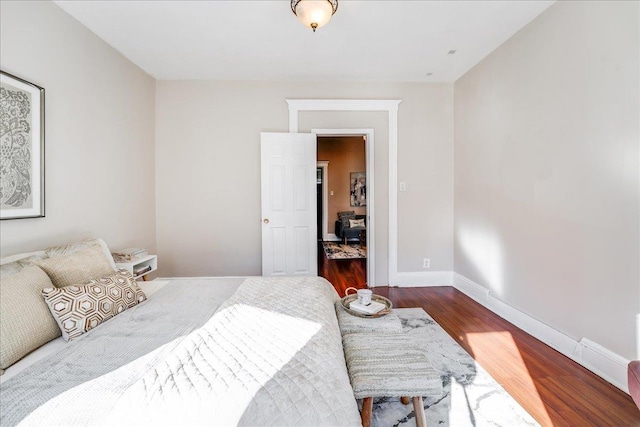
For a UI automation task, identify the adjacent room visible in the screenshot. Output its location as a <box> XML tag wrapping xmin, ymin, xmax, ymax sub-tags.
<box><xmin>0</xmin><ymin>1</ymin><xmax>638</xmax><ymax>426</ymax></box>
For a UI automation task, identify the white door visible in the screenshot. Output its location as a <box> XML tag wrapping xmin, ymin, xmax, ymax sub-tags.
<box><xmin>261</xmin><ymin>132</ymin><xmax>317</xmax><ymax>276</ymax></box>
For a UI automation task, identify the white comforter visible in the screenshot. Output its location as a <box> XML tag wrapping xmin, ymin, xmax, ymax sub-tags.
<box><xmin>0</xmin><ymin>276</ymin><xmax>360</xmax><ymax>426</ymax></box>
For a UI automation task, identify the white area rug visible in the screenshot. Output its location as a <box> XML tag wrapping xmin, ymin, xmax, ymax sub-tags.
<box><xmin>370</xmin><ymin>308</ymin><xmax>540</xmax><ymax>427</ymax></box>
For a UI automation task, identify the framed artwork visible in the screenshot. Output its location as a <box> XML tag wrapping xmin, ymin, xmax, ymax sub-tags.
<box><xmin>1</xmin><ymin>71</ymin><xmax>45</xmax><ymax>219</ymax></box>
<box><xmin>350</xmin><ymin>172</ymin><xmax>366</xmax><ymax>207</ymax></box>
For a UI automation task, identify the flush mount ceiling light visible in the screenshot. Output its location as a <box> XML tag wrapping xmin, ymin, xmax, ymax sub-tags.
<box><xmin>291</xmin><ymin>0</ymin><xmax>338</xmax><ymax>32</ymax></box>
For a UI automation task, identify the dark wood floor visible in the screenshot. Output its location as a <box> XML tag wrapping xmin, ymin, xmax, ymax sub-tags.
<box><xmin>318</xmin><ymin>241</ymin><xmax>367</xmax><ymax>297</ymax></box>
<box><xmin>318</xmin><ymin>250</ymin><xmax>640</xmax><ymax>427</ymax></box>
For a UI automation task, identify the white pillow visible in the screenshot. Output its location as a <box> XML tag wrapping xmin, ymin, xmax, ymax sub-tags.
<box><xmin>0</xmin><ymin>251</ymin><xmax>47</xmax><ymax>266</ymax></box>
<box><xmin>349</xmin><ymin>218</ymin><xmax>365</xmax><ymax>228</ymax></box>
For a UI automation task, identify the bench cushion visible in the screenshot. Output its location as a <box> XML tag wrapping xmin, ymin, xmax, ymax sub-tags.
<box><xmin>335</xmin><ymin>302</ymin><xmax>402</xmax><ymax>335</ymax></box>
<box><xmin>343</xmin><ymin>333</ymin><xmax>441</xmax><ymax>399</ymax></box>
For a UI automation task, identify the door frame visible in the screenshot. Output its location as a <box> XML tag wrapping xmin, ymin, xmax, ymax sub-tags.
<box><xmin>287</xmin><ymin>99</ymin><xmax>401</xmax><ymax>287</ymax></box>
<box><xmin>316</xmin><ymin>160</ymin><xmax>330</xmax><ymax>241</ymax></box>
<box><xmin>314</xmin><ymin>129</ymin><xmax>375</xmax><ymax>287</ymax></box>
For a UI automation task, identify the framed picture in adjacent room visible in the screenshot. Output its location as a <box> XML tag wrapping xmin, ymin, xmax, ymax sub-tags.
<box><xmin>350</xmin><ymin>172</ymin><xmax>366</xmax><ymax>207</ymax></box>
<box><xmin>0</xmin><ymin>71</ymin><xmax>45</xmax><ymax>219</ymax></box>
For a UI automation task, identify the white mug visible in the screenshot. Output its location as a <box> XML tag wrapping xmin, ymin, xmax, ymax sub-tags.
<box><xmin>357</xmin><ymin>289</ymin><xmax>373</xmax><ymax>306</ymax></box>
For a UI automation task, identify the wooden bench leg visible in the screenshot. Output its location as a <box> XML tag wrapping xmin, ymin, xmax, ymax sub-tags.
<box><xmin>401</xmin><ymin>396</ymin><xmax>410</xmax><ymax>405</ymax></box>
<box><xmin>413</xmin><ymin>396</ymin><xmax>426</xmax><ymax>427</ymax></box>
<box><xmin>361</xmin><ymin>397</ymin><xmax>373</xmax><ymax>427</ymax></box>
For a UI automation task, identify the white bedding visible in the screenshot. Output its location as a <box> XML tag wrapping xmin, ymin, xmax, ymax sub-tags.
<box><xmin>0</xmin><ymin>276</ymin><xmax>360</xmax><ymax>426</ymax></box>
<box><xmin>0</xmin><ymin>279</ymin><xmax>171</xmax><ymax>384</ymax></box>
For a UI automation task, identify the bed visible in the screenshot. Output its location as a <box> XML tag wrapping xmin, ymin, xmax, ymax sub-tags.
<box><xmin>0</xmin><ymin>240</ymin><xmax>361</xmax><ymax>426</ymax></box>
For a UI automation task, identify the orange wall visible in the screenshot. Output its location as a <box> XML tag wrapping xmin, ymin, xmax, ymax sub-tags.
<box><xmin>317</xmin><ymin>136</ymin><xmax>366</xmax><ymax>234</ymax></box>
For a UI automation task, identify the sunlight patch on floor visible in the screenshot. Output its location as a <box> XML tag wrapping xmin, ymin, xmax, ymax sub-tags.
<box><xmin>464</xmin><ymin>331</ymin><xmax>552</xmax><ymax>426</ymax></box>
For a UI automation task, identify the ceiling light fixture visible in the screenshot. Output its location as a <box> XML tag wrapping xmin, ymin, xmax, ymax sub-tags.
<box><xmin>291</xmin><ymin>0</ymin><xmax>338</xmax><ymax>32</ymax></box>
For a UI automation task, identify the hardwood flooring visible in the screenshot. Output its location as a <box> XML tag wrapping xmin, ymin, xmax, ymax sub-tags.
<box><xmin>318</xmin><ymin>241</ymin><xmax>367</xmax><ymax>297</ymax></box>
<box><xmin>318</xmin><ymin>249</ymin><xmax>640</xmax><ymax>426</ymax></box>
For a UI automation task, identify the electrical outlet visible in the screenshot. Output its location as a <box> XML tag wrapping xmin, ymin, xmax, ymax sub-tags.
<box><xmin>399</xmin><ymin>181</ymin><xmax>407</xmax><ymax>192</ymax></box>
<box><xmin>423</xmin><ymin>258</ymin><xmax>430</xmax><ymax>269</ymax></box>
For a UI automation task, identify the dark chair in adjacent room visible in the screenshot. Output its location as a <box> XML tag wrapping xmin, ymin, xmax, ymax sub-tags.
<box><xmin>335</xmin><ymin>211</ymin><xmax>366</xmax><ymax>244</ymax></box>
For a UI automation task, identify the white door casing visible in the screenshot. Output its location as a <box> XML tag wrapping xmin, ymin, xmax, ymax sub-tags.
<box><xmin>316</xmin><ymin>161</ymin><xmax>330</xmax><ymax>241</ymax></box>
<box><xmin>287</xmin><ymin>99</ymin><xmax>400</xmax><ymax>286</ymax></box>
<box><xmin>261</xmin><ymin>132</ymin><xmax>317</xmax><ymax>276</ymax></box>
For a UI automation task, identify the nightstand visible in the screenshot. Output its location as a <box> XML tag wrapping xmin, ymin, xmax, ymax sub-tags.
<box><xmin>115</xmin><ymin>255</ymin><xmax>157</xmax><ymax>281</ymax></box>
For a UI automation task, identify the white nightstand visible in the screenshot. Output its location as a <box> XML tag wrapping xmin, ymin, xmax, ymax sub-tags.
<box><xmin>115</xmin><ymin>255</ymin><xmax>157</xmax><ymax>281</ymax></box>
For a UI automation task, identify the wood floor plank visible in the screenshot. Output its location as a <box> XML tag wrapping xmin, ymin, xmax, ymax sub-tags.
<box><xmin>317</xmin><ymin>256</ymin><xmax>640</xmax><ymax>427</ymax></box>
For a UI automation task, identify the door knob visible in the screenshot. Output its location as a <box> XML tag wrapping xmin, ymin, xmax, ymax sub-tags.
<box><xmin>263</xmin><ymin>218</ymin><xmax>270</xmax><ymax>224</ymax></box>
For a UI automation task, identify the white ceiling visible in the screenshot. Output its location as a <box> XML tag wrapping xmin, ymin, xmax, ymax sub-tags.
<box><xmin>54</xmin><ymin>0</ymin><xmax>554</xmax><ymax>82</ymax></box>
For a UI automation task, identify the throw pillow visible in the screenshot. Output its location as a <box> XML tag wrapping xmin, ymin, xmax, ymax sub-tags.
<box><xmin>337</xmin><ymin>211</ymin><xmax>356</xmax><ymax>219</ymax></box>
<box><xmin>349</xmin><ymin>218</ymin><xmax>365</xmax><ymax>228</ymax></box>
<box><xmin>0</xmin><ymin>266</ymin><xmax>62</xmax><ymax>372</ymax></box>
<box><xmin>0</xmin><ymin>252</ymin><xmax>48</xmax><ymax>279</ymax></box>
<box><xmin>35</xmin><ymin>245</ymin><xmax>115</xmax><ymax>288</ymax></box>
<box><xmin>45</xmin><ymin>238</ymin><xmax>117</xmax><ymax>271</ymax></box>
<box><xmin>42</xmin><ymin>269</ymin><xmax>147</xmax><ymax>341</ymax></box>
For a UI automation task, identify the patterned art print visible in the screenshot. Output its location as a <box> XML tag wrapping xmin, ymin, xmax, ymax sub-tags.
<box><xmin>350</xmin><ymin>171</ymin><xmax>366</xmax><ymax>207</ymax></box>
<box><xmin>0</xmin><ymin>71</ymin><xmax>44</xmax><ymax>219</ymax></box>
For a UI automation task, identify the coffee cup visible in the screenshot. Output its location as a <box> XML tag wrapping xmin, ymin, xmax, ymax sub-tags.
<box><xmin>357</xmin><ymin>289</ymin><xmax>373</xmax><ymax>306</ymax></box>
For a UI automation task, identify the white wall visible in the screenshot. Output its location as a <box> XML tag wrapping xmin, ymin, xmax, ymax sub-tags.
<box><xmin>0</xmin><ymin>1</ymin><xmax>156</xmax><ymax>256</ymax></box>
<box><xmin>454</xmin><ymin>1</ymin><xmax>639</xmax><ymax>360</ymax></box>
<box><xmin>155</xmin><ymin>81</ymin><xmax>454</xmax><ymax>284</ymax></box>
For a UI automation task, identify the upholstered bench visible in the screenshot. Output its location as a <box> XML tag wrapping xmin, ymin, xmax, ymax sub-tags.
<box><xmin>342</xmin><ymin>333</ymin><xmax>442</xmax><ymax>427</ymax></box>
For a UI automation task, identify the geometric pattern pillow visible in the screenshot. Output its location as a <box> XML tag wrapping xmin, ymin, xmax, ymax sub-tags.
<box><xmin>42</xmin><ymin>269</ymin><xmax>147</xmax><ymax>341</ymax></box>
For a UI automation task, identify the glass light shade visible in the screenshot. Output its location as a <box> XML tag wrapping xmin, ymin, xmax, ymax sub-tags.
<box><xmin>293</xmin><ymin>0</ymin><xmax>335</xmax><ymax>32</ymax></box>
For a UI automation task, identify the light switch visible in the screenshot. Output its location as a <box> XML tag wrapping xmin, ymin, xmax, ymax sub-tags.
<box><xmin>399</xmin><ymin>182</ymin><xmax>407</xmax><ymax>192</ymax></box>
<box><xmin>330</xmin><ymin>191</ymin><xmax>334</xmax><ymax>196</ymax></box>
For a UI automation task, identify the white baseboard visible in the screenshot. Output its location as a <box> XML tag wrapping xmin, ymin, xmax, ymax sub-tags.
<box><xmin>452</xmin><ymin>273</ymin><xmax>630</xmax><ymax>393</ymax></box>
<box><xmin>575</xmin><ymin>338</ymin><xmax>631</xmax><ymax>393</ymax></box>
<box><xmin>395</xmin><ymin>271</ymin><xmax>453</xmax><ymax>287</ymax></box>
<box><xmin>326</xmin><ymin>234</ymin><xmax>341</xmax><ymax>242</ymax></box>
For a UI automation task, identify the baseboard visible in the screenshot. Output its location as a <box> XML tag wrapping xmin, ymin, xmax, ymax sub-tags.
<box><xmin>326</xmin><ymin>234</ymin><xmax>341</xmax><ymax>242</ymax></box>
<box><xmin>575</xmin><ymin>338</ymin><xmax>631</xmax><ymax>393</ymax></box>
<box><xmin>452</xmin><ymin>273</ymin><xmax>630</xmax><ymax>393</ymax></box>
<box><xmin>395</xmin><ymin>271</ymin><xmax>453</xmax><ymax>287</ymax></box>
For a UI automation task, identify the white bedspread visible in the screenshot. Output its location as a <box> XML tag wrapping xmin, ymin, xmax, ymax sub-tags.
<box><xmin>0</xmin><ymin>276</ymin><xmax>360</xmax><ymax>427</ymax></box>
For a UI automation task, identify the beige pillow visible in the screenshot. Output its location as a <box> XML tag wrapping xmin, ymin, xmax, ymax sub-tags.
<box><xmin>35</xmin><ymin>245</ymin><xmax>115</xmax><ymax>288</ymax></box>
<box><xmin>0</xmin><ymin>253</ymin><xmax>49</xmax><ymax>279</ymax></box>
<box><xmin>45</xmin><ymin>238</ymin><xmax>117</xmax><ymax>271</ymax></box>
<box><xmin>0</xmin><ymin>266</ymin><xmax>62</xmax><ymax>372</ymax></box>
<box><xmin>42</xmin><ymin>269</ymin><xmax>147</xmax><ymax>341</ymax></box>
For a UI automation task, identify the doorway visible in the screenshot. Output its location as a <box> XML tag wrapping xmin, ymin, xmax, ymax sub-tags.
<box><xmin>316</xmin><ymin>134</ymin><xmax>369</xmax><ymax>292</ymax></box>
